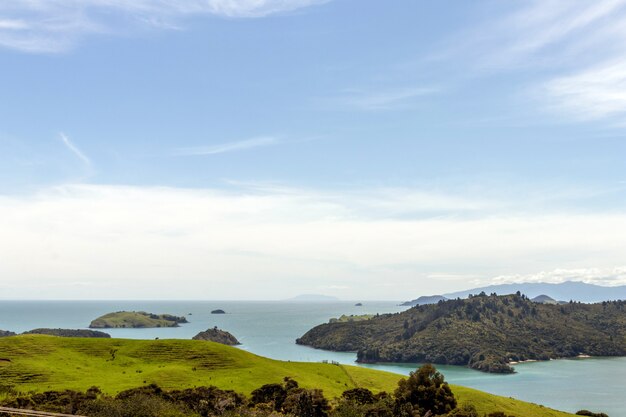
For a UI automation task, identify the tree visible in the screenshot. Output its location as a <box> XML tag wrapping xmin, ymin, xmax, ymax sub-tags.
<box><xmin>250</xmin><ymin>383</ymin><xmax>287</xmax><ymax>411</ymax></box>
<box><xmin>394</xmin><ymin>364</ymin><xmax>456</xmax><ymax>415</ymax></box>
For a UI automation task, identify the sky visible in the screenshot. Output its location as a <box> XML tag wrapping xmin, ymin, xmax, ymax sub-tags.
<box><xmin>1</xmin><ymin>0</ymin><xmax>626</xmax><ymax>300</ymax></box>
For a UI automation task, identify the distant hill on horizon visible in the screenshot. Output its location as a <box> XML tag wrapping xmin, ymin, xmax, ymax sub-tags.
<box><xmin>531</xmin><ymin>294</ymin><xmax>560</xmax><ymax>305</ymax></box>
<box><xmin>400</xmin><ymin>295</ymin><xmax>448</xmax><ymax>307</ymax></box>
<box><xmin>442</xmin><ymin>281</ymin><xmax>626</xmax><ymax>303</ymax></box>
<box><xmin>286</xmin><ymin>294</ymin><xmax>340</xmax><ymax>302</ymax></box>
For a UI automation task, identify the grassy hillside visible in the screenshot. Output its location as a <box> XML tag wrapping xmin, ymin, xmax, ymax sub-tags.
<box><xmin>0</xmin><ymin>335</ymin><xmax>575</xmax><ymax>416</ymax></box>
<box><xmin>297</xmin><ymin>294</ymin><xmax>626</xmax><ymax>373</ymax></box>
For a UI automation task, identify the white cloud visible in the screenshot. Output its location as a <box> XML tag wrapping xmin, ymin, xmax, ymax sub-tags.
<box><xmin>0</xmin><ymin>0</ymin><xmax>330</xmax><ymax>53</ymax></box>
<box><xmin>175</xmin><ymin>136</ymin><xmax>280</xmax><ymax>156</ymax></box>
<box><xmin>1</xmin><ymin>183</ymin><xmax>626</xmax><ymax>299</ymax></box>
<box><xmin>491</xmin><ymin>267</ymin><xmax>626</xmax><ymax>287</ymax></box>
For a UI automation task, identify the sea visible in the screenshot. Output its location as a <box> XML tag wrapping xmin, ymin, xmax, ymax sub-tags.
<box><xmin>0</xmin><ymin>300</ymin><xmax>624</xmax><ymax>416</ymax></box>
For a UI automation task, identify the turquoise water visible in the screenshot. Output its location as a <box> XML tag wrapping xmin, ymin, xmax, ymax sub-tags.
<box><xmin>0</xmin><ymin>300</ymin><xmax>623</xmax><ymax>416</ymax></box>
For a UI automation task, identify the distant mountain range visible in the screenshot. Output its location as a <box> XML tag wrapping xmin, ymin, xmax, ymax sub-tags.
<box><xmin>443</xmin><ymin>281</ymin><xmax>626</xmax><ymax>303</ymax></box>
<box><xmin>401</xmin><ymin>281</ymin><xmax>626</xmax><ymax>306</ymax></box>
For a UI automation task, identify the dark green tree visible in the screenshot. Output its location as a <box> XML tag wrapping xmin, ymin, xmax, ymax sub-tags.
<box><xmin>394</xmin><ymin>364</ymin><xmax>456</xmax><ymax>415</ymax></box>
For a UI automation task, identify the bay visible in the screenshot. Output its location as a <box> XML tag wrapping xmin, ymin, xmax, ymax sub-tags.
<box><xmin>0</xmin><ymin>300</ymin><xmax>623</xmax><ymax>416</ymax></box>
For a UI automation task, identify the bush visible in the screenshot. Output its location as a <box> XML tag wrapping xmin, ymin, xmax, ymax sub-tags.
<box><xmin>282</xmin><ymin>388</ymin><xmax>330</xmax><ymax>417</ymax></box>
<box><xmin>79</xmin><ymin>395</ymin><xmax>189</xmax><ymax>417</ymax></box>
<box><xmin>341</xmin><ymin>388</ymin><xmax>375</xmax><ymax>405</ymax></box>
<box><xmin>250</xmin><ymin>383</ymin><xmax>287</xmax><ymax>411</ymax></box>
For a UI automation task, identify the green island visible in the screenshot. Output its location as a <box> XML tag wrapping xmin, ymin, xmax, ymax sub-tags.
<box><xmin>0</xmin><ymin>335</ymin><xmax>580</xmax><ymax>417</ymax></box>
<box><xmin>89</xmin><ymin>311</ymin><xmax>189</xmax><ymax>328</ymax></box>
<box><xmin>192</xmin><ymin>327</ymin><xmax>240</xmax><ymax>345</ymax></box>
<box><xmin>22</xmin><ymin>328</ymin><xmax>111</xmax><ymax>338</ymax></box>
<box><xmin>297</xmin><ymin>293</ymin><xmax>626</xmax><ymax>373</ymax></box>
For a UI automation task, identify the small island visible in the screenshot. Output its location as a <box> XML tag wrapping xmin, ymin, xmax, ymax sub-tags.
<box><xmin>192</xmin><ymin>327</ymin><xmax>240</xmax><ymax>345</ymax></box>
<box><xmin>89</xmin><ymin>311</ymin><xmax>188</xmax><ymax>328</ymax></box>
<box><xmin>211</xmin><ymin>309</ymin><xmax>226</xmax><ymax>314</ymax></box>
<box><xmin>354</xmin><ymin>302</ymin><xmax>363</xmax><ymax>306</ymax></box>
<box><xmin>22</xmin><ymin>328</ymin><xmax>111</xmax><ymax>338</ymax></box>
<box><xmin>0</xmin><ymin>330</ymin><xmax>15</xmax><ymax>338</ymax></box>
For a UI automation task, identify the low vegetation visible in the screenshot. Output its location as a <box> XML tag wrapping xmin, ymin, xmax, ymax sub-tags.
<box><xmin>89</xmin><ymin>311</ymin><xmax>188</xmax><ymax>328</ymax></box>
<box><xmin>0</xmin><ymin>335</ymin><xmax>578</xmax><ymax>416</ymax></box>
<box><xmin>297</xmin><ymin>293</ymin><xmax>626</xmax><ymax>373</ymax></box>
<box><xmin>329</xmin><ymin>315</ymin><xmax>374</xmax><ymax>323</ymax></box>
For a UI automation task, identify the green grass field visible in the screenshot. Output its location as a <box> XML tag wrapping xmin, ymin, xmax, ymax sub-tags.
<box><xmin>0</xmin><ymin>335</ymin><xmax>575</xmax><ymax>416</ymax></box>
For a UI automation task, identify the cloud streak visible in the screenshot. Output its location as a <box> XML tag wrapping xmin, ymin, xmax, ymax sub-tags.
<box><xmin>175</xmin><ymin>136</ymin><xmax>280</xmax><ymax>156</ymax></box>
<box><xmin>0</xmin><ymin>0</ymin><xmax>330</xmax><ymax>53</ymax></box>
<box><xmin>323</xmin><ymin>86</ymin><xmax>437</xmax><ymax>111</ymax></box>
<box><xmin>59</xmin><ymin>133</ymin><xmax>91</xmax><ymax>166</ymax></box>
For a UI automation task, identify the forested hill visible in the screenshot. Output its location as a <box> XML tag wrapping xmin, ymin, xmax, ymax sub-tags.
<box><xmin>297</xmin><ymin>293</ymin><xmax>626</xmax><ymax>373</ymax></box>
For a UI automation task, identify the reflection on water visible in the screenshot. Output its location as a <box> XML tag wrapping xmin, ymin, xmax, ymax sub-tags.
<box><xmin>0</xmin><ymin>300</ymin><xmax>623</xmax><ymax>416</ymax></box>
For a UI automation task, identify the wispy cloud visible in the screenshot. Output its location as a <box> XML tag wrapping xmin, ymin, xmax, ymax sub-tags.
<box><xmin>449</xmin><ymin>0</ymin><xmax>626</xmax><ymax>71</ymax></box>
<box><xmin>543</xmin><ymin>60</ymin><xmax>626</xmax><ymax>121</ymax></box>
<box><xmin>0</xmin><ymin>0</ymin><xmax>330</xmax><ymax>53</ymax></box>
<box><xmin>58</xmin><ymin>132</ymin><xmax>91</xmax><ymax>166</ymax></box>
<box><xmin>323</xmin><ymin>86</ymin><xmax>437</xmax><ymax>111</ymax></box>
<box><xmin>175</xmin><ymin>136</ymin><xmax>280</xmax><ymax>156</ymax></box>
<box><xmin>440</xmin><ymin>0</ymin><xmax>626</xmax><ymax>124</ymax></box>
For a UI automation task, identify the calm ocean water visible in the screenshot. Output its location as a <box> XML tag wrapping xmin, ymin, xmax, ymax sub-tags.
<box><xmin>0</xmin><ymin>300</ymin><xmax>624</xmax><ymax>416</ymax></box>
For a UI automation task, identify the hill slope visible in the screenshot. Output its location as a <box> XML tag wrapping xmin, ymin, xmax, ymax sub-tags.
<box><xmin>0</xmin><ymin>335</ymin><xmax>576</xmax><ymax>417</ymax></box>
<box><xmin>297</xmin><ymin>293</ymin><xmax>626</xmax><ymax>373</ymax></box>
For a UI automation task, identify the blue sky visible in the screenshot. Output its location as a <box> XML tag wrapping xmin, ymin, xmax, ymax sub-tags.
<box><xmin>1</xmin><ymin>0</ymin><xmax>626</xmax><ymax>299</ymax></box>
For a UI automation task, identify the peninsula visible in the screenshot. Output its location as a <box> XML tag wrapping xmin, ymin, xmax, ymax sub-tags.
<box><xmin>297</xmin><ymin>293</ymin><xmax>626</xmax><ymax>373</ymax></box>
